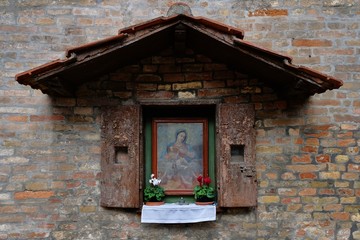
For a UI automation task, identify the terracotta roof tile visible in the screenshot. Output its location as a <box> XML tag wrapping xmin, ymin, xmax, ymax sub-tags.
<box><xmin>119</xmin><ymin>14</ymin><xmax>244</xmax><ymax>39</ymax></box>
<box><xmin>15</xmin><ymin>11</ymin><xmax>342</xmax><ymax>96</ymax></box>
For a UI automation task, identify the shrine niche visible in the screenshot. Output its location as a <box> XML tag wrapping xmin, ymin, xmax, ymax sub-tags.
<box><xmin>14</xmin><ymin>3</ymin><xmax>342</xmax><ymax>209</ymax></box>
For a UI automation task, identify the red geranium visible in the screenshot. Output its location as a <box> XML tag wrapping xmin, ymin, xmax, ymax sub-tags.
<box><xmin>197</xmin><ymin>175</ymin><xmax>203</xmax><ymax>186</ymax></box>
<box><xmin>203</xmin><ymin>177</ymin><xmax>211</xmax><ymax>185</ymax></box>
<box><xmin>194</xmin><ymin>175</ymin><xmax>215</xmax><ymax>201</ymax></box>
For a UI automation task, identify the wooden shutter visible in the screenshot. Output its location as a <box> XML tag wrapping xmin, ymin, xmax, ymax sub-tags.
<box><xmin>100</xmin><ymin>105</ymin><xmax>141</xmax><ymax>208</ymax></box>
<box><xmin>217</xmin><ymin>103</ymin><xmax>257</xmax><ymax>207</ymax></box>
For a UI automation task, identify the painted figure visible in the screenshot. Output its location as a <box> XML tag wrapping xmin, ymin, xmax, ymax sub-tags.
<box><xmin>159</xmin><ymin>129</ymin><xmax>201</xmax><ymax>190</ymax></box>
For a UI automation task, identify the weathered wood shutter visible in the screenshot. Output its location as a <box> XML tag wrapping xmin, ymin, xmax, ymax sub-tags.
<box><xmin>100</xmin><ymin>105</ymin><xmax>141</xmax><ymax>208</ymax></box>
<box><xmin>217</xmin><ymin>103</ymin><xmax>257</xmax><ymax>207</ymax></box>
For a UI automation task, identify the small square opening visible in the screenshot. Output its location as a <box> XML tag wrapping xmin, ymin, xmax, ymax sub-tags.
<box><xmin>115</xmin><ymin>147</ymin><xmax>129</xmax><ymax>164</ymax></box>
<box><xmin>230</xmin><ymin>145</ymin><xmax>244</xmax><ymax>163</ymax></box>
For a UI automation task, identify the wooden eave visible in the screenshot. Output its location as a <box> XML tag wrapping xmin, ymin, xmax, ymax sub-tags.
<box><xmin>15</xmin><ymin>14</ymin><xmax>342</xmax><ymax>97</ymax></box>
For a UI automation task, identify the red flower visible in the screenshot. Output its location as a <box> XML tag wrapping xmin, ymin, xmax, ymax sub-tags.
<box><xmin>203</xmin><ymin>177</ymin><xmax>211</xmax><ymax>185</ymax></box>
<box><xmin>197</xmin><ymin>175</ymin><xmax>203</xmax><ymax>186</ymax></box>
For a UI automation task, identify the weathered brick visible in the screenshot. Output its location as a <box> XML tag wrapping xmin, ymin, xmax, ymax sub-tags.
<box><xmin>0</xmin><ymin>157</ymin><xmax>29</xmax><ymax>164</ymax></box>
<box><xmin>316</xmin><ymin>154</ymin><xmax>330</xmax><ymax>163</ymax></box>
<box><xmin>278</xmin><ymin>188</ymin><xmax>297</xmax><ymax>196</ymax></box>
<box><xmin>330</xmin><ymin>212</ymin><xmax>350</xmax><ymax>221</ymax></box>
<box><xmin>340</xmin><ymin>123</ymin><xmax>358</xmax><ymax>130</ymax></box>
<box><xmin>301</xmin><ymin>145</ymin><xmax>318</xmax><ymax>153</ymax></box>
<box><xmin>340</xmin><ymin>196</ymin><xmax>356</xmax><ymax>207</ymax></box>
<box><xmin>136</xmin><ymin>90</ymin><xmax>175</xmax><ymax>100</ymax></box>
<box><xmin>248</xmin><ymin>9</ymin><xmax>288</xmax><ymax>17</ymax></box>
<box><xmin>319</xmin><ymin>189</ymin><xmax>335</xmax><ymax>195</ymax></box>
<box><xmin>163</xmin><ymin>73</ymin><xmax>184</xmax><ymax>82</ymax></box>
<box><xmin>14</xmin><ymin>191</ymin><xmax>54</xmax><ymax>200</ymax></box>
<box><xmin>335</xmin><ymin>155</ymin><xmax>349</xmax><ymax>163</ymax></box>
<box><xmin>337</xmin><ymin>188</ymin><xmax>354</xmax><ymax>196</ymax></box>
<box><xmin>36</xmin><ymin>17</ymin><xmax>55</xmax><ymax>25</ymax></box>
<box><xmin>26</xmin><ymin>232</ymin><xmax>49</xmax><ymax>239</ymax></box>
<box><xmin>299</xmin><ymin>172</ymin><xmax>317</xmax><ymax>179</ymax></box>
<box><xmin>292</xmin><ymin>39</ymin><xmax>332</xmax><ymax>47</ymax></box>
<box><xmin>158</xmin><ymin>65</ymin><xmax>181</xmax><ymax>73</ymax></box>
<box><xmin>30</xmin><ymin>115</ymin><xmax>65</xmax><ymax>122</ymax></box>
<box><xmin>203</xmin><ymin>81</ymin><xmax>225</xmax><ymax>89</ymax></box>
<box><xmin>347</xmin><ymin>147</ymin><xmax>359</xmax><ymax>155</ymax></box>
<box><xmin>346</xmin><ymin>206</ymin><xmax>360</xmax><ymax>213</ymax></box>
<box><xmin>259</xmin><ymin>196</ymin><xmax>280</xmax><ymax>203</ymax></box>
<box><xmin>198</xmin><ymin>88</ymin><xmax>239</xmax><ymax>98</ymax></box>
<box><xmin>184</xmin><ymin>72</ymin><xmax>212</xmax><ymax>81</ymax></box>
<box><xmin>281</xmin><ymin>172</ymin><xmax>296</xmax><ymax>180</ymax></box>
<box><xmin>136</xmin><ymin>74</ymin><xmax>161</xmax><ymax>82</ymax></box>
<box><xmin>6</xmin><ymin>115</ymin><xmax>28</xmax><ymax>122</ymax></box>
<box><xmin>324</xmin><ymin>204</ymin><xmax>343</xmax><ymax>211</ymax></box>
<box><xmin>142</xmin><ymin>65</ymin><xmax>158</xmax><ymax>73</ymax></box>
<box><xmin>0</xmin><ymin>206</ymin><xmax>18</xmax><ymax>213</ymax></box>
<box><xmin>25</xmin><ymin>182</ymin><xmax>48</xmax><ymax>191</ymax></box>
<box><xmin>292</xmin><ymin>154</ymin><xmax>312</xmax><ymax>163</ymax></box>
<box><xmin>349</xmin><ymin>164</ymin><xmax>360</xmax><ymax>172</ymax></box>
<box><xmin>152</xmin><ymin>56</ymin><xmax>175</xmax><ymax>64</ymax></box>
<box><xmin>73</xmin><ymin>172</ymin><xmax>95</xmax><ymax>179</ymax></box>
<box><xmin>287</xmin><ymin>164</ymin><xmax>319</xmax><ymax>172</ymax></box>
<box><xmin>320</xmin><ymin>172</ymin><xmax>341</xmax><ymax>179</ymax></box>
<box><xmin>281</xmin><ymin>197</ymin><xmax>300</xmax><ymax>204</ymax></box>
<box><xmin>299</xmin><ymin>188</ymin><xmax>316</xmax><ymax>196</ymax></box>
<box><xmin>342</xmin><ymin>172</ymin><xmax>359</xmax><ymax>180</ymax></box>
<box><xmin>256</xmin><ymin>146</ymin><xmax>283</xmax><ymax>154</ymax></box>
<box><xmin>213</xmin><ymin>71</ymin><xmax>235</xmax><ymax>80</ymax></box>
<box><xmin>203</xmin><ymin>63</ymin><xmax>227</xmax><ymax>71</ymax></box>
<box><xmin>172</xmin><ymin>81</ymin><xmax>202</xmax><ymax>90</ymax></box>
<box><xmin>264</xmin><ymin>118</ymin><xmax>305</xmax><ymax>127</ymax></box>
<box><xmin>136</xmin><ymin>83</ymin><xmax>157</xmax><ymax>91</ymax></box>
<box><xmin>335</xmin><ymin>181</ymin><xmax>350</xmax><ymax>188</ymax></box>
<box><xmin>287</xmin><ymin>204</ymin><xmax>302</xmax><ymax>212</ymax></box>
<box><xmin>79</xmin><ymin>205</ymin><xmax>96</xmax><ymax>213</ymax></box>
<box><xmin>337</xmin><ymin>138</ymin><xmax>356</xmax><ymax>147</ymax></box>
<box><xmin>182</xmin><ymin>64</ymin><xmax>203</xmax><ymax>72</ymax></box>
<box><xmin>0</xmin><ymin>215</ymin><xmax>25</xmax><ymax>223</ymax></box>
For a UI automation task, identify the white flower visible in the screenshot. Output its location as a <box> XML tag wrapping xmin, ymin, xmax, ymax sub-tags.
<box><xmin>149</xmin><ymin>174</ymin><xmax>162</xmax><ymax>186</ymax></box>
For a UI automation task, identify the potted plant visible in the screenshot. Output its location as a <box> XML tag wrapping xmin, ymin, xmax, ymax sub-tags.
<box><xmin>194</xmin><ymin>175</ymin><xmax>215</xmax><ymax>205</ymax></box>
<box><xmin>144</xmin><ymin>174</ymin><xmax>165</xmax><ymax>206</ymax></box>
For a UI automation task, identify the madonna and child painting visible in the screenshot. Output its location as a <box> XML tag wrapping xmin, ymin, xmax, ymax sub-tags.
<box><xmin>153</xmin><ymin>119</ymin><xmax>208</xmax><ymax>195</ymax></box>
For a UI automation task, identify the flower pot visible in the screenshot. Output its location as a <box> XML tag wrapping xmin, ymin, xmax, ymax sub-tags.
<box><xmin>195</xmin><ymin>197</ymin><xmax>213</xmax><ymax>202</ymax></box>
<box><xmin>195</xmin><ymin>201</ymin><xmax>214</xmax><ymax>205</ymax></box>
<box><xmin>195</xmin><ymin>197</ymin><xmax>214</xmax><ymax>205</ymax></box>
<box><xmin>145</xmin><ymin>201</ymin><xmax>164</xmax><ymax>206</ymax></box>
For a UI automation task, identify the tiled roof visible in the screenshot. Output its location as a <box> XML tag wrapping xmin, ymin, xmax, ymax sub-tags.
<box><xmin>15</xmin><ymin>11</ymin><xmax>342</xmax><ymax>97</ymax></box>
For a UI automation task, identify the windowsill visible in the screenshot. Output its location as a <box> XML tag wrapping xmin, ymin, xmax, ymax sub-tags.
<box><xmin>141</xmin><ymin>203</ymin><xmax>216</xmax><ymax>224</ymax></box>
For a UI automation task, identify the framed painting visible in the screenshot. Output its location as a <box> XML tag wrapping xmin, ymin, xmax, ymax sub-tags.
<box><xmin>152</xmin><ymin>118</ymin><xmax>208</xmax><ymax>195</ymax></box>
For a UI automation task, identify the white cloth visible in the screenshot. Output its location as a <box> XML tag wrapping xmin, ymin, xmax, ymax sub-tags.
<box><xmin>141</xmin><ymin>203</ymin><xmax>216</xmax><ymax>224</ymax></box>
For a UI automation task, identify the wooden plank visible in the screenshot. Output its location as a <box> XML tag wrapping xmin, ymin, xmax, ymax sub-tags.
<box><xmin>217</xmin><ymin>103</ymin><xmax>257</xmax><ymax>207</ymax></box>
<box><xmin>100</xmin><ymin>105</ymin><xmax>141</xmax><ymax>208</ymax></box>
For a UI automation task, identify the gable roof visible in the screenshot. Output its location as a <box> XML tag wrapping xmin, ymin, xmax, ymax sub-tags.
<box><xmin>15</xmin><ymin>11</ymin><xmax>342</xmax><ymax>97</ymax></box>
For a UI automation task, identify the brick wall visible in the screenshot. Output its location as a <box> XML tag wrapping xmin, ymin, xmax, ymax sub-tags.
<box><xmin>1</xmin><ymin>1</ymin><xmax>360</xmax><ymax>239</ymax></box>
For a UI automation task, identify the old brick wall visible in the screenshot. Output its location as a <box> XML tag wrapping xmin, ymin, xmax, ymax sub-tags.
<box><xmin>1</xmin><ymin>0</ymin><xmax>360</xmax><ymax>239</ymax></box>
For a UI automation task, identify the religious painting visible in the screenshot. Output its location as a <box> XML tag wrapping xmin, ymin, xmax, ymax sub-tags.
<box><xmin>152</xmin><ymin>118</ymin><xmax>208</xmax><ymax>195</ymax></box>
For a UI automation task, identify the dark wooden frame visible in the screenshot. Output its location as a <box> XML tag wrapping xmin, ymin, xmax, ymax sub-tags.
<box><xmin>152</xmin><ymin>118</ymin><xmax>208</xmax><ymax>195</ymax></box>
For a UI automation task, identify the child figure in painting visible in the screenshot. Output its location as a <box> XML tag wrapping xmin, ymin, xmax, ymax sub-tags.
<box><xmin>160</xmin><ymin>129</ymin><xmax>201</xmax><ymax>190</ymax></box>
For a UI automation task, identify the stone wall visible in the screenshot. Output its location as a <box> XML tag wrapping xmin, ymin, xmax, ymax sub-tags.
<box><xmin>1</xmin><ymin>1</ymin><xmax>360</xmax><ymax>239</ymax></box>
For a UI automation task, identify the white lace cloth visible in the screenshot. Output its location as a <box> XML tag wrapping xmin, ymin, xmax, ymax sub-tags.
<box><xmin>141</xmin><ymin>203</ymin><xmax>216</xmax><ymax>223</ymax></box>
